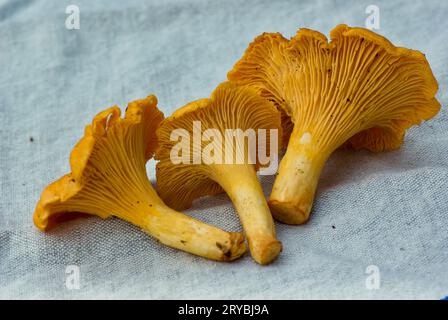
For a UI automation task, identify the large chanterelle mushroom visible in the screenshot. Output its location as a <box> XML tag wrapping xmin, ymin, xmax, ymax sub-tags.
<box><xmin>33</xmin><ymin>95</ymin><xmax>246</xmax><ymax>261</ymax></box>
<box><xmin>228</xmin><ymin>24</ymin><xmax>441</xmax><ymax>224</ymax></box>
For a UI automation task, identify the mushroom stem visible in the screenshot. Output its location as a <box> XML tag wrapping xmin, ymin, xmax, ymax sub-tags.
<box><xmin>133</xmin><ymin>203</ymin><xmax>246</xmax><ymax>261</ymax></box>
<box><xmin>211</xmin><ymin>164</ymin><xmax>282</xmax><ymax>265</ymax></box>
<box><xmin>269</xmin><ymin>128</ymin><xmax>329</xmax><ymax>225</ymax></box>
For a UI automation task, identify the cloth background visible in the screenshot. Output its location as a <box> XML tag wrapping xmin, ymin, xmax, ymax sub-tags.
<box><xmin>0</xmin><ymin>0</ymin><xmax>447</xmax><ymax>299</ymax></box>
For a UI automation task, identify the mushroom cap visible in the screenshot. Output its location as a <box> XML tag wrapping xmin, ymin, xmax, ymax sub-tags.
<box><xmin>155</xmin><ymin>81</ymin><xmax>281</xmax><ymax>210</ymax></box>
<box><xmin>33</xmin><ymin>95</ymin><xmax>164</xmax><ymax>230</ymax></box>
<box><xmin>228</xmin><ymin>24</ymin><xmax>440</xmax><ymax>152</ymax></box>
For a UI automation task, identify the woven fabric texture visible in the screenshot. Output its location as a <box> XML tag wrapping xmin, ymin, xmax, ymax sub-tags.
<box><xmin>0</xmin><ymin>0</ymin><xmax>447</xmax><ymax>299</ymax></box>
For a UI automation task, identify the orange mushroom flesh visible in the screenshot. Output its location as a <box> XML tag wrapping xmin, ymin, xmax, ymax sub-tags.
<box><xmin>155</xmin><ymin>82</ymin><xmax>282</xmax><ymax>264</ymax></box>
<box><xmin>228</xmin><ymin>24</ymin><xmax>441</xmax><ymax>224</ymax></box>
<box><xmin>33</xmin><ymin>96</ymin><xmax>246</xmax><ymax>262</ymax></box>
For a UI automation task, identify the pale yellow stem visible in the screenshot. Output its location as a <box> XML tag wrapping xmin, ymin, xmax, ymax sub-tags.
<box><xmin>211</xmin><ymin>164</ymin><xmax>282</xmax><ymax>265</ymax></box>
<box><xmin>123</xmin><ymin>201</ymin><xmax>246</xmax><ymax>262</ymax></box>
<box><xmin>269</xmin><ymin>130</ymin><xmax>329</xmax><ymax>225</ymax></box>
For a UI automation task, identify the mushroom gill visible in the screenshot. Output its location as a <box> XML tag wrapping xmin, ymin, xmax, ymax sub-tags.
<box><xmin>155</xmin><ymin>81</ymin><xmax>283</xmax><ymax>265</ymax></box>
<box><xmin>228</xmin><ymin>24</ymin><xmax>441</xmax><ymax>224</ymax></box>
<box><xmin>33</xmin><ymin>95</ymin><xmax>246</xmax><ymax>262</ymax></box>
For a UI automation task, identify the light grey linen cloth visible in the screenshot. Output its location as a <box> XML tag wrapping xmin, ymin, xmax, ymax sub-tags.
<box><xmin>0</xmin><ymin>0</ymin><xmax>447</xmax><ymax>299</ymax></box>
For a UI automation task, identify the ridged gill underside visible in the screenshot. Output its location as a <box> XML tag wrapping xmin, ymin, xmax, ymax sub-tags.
<box><xmin>155</xmin><ymin>82</ymin><xmax>281</xmax><ymax>210</ymax></box>
<box><xmin>228</xmin><ymin>24</ymin><xmax>440</xmax><ymax>152</ymax></box>
<box><xmin>34</xmin><ymin>97</ymin><xmax>164</xmax><ymax>230</ymax></box>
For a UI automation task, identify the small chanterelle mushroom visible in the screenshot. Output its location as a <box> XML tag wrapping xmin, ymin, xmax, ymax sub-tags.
<box><xmin>228</xmin><ymin>24</ymin><xmax>441</xmax><ymax>224</ymax></box>
<box><xmin>155</xmin><ymin>82</ymin><xmax>283</xmax><ymax>264</ymax></box>
<box><xmin>33</xmin><ymin>95</ymin><xmax>247</xmax><ymax>261</ymax></box>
